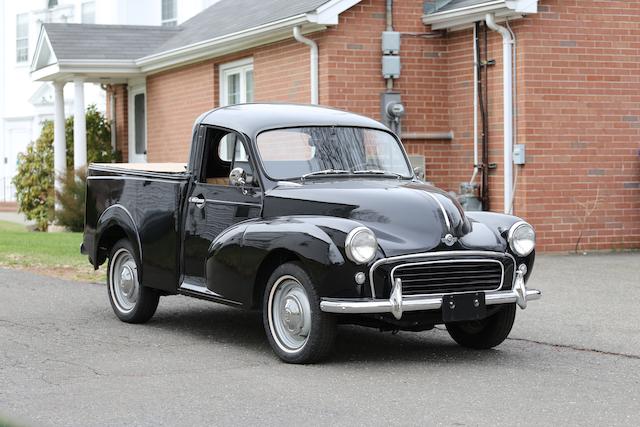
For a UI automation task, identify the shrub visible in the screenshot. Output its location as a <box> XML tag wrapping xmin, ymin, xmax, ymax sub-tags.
<box><xmin>13</xmin><ymin>104</ymin><xmax>115</xmax><ymax>231</ymax></box>
<box><xmin>55</xmin><ymin>169</ymin><xmax>87</xmax><ymax>232</ymax></box>
<box><xmin>13</xmin><ymin>122</ymin><xmax>55</xmax><ymax>231</ymax></box>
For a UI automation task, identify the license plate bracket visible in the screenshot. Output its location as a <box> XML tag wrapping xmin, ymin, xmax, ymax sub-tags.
<box><xmin>442</xmin><ymin>292</ymin><xmax>486</xmax><ymax>323</ymax></box>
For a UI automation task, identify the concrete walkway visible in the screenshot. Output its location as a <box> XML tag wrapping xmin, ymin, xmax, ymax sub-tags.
<box><xmin>0</xmin><ymin>211</ymin><xmax>33</xmax><ymax>226</ymax></box>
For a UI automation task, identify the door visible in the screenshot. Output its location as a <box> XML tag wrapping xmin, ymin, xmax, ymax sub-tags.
<box><xmin>181</xmin><ymin>127</ymin><xmax>262</xmax><ymax>298</ymax></box>
<box><xmin>128</xmin><ymin>85</ymin><xmax>147</xmax><ymax>163</ymax></box>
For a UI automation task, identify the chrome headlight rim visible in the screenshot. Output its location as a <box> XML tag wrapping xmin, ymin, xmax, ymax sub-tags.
<box><xmin>345</xmin><ymin>226</ymin><xmax>377</xmax><ymax>265</ymax></box>
<box><xmin>508</xmin><ymin>221</ymin><xmax>536</xmax><ymax>257</ymax></box>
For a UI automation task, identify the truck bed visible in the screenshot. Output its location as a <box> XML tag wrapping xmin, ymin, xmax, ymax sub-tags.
<box><xmin>84</xmin><ymin>162</ymin><xmax>191</xmax><ymax>293</ymax></box>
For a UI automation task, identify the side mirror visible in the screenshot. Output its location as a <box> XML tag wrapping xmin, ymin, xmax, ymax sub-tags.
<box><xmin>413</xmin><ymin>167</ymin><xmax>425</xmax><ymax>181</ymax></box>
<box><xmin>229</xmin><ymin>167</ymin><xmax>247</xmax><ymax>188</ymax></box>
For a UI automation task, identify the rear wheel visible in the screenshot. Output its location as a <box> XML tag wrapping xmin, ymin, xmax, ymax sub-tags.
<box><xmin>263</xmin><ymin>262</ymin><xmax>336</xmax><ymax>364</ymax></box>
<box><xmin>107</xmin><ymin>239</ymin><xmax>159</xmax><ymax>324</ymax></box>
<box><xmin>445</xmin><ymin>304</ymin><xmax>516</xmax><ymax>349</ymax></box>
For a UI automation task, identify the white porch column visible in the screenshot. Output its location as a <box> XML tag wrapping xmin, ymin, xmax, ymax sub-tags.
<box><xmin>53</xmin><ymin>81</ymin><xmax>67</xmax><ymax>190</ymax></box>
<box><xmin>73</xmin><ymin>78</ymin><xmax>87</xmax><ymax>170</ymax></box>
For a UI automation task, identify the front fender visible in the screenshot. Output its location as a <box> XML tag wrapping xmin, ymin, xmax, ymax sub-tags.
<box><xmin>464</xmin><ymin>211</ymin><xmax>535</xmax><ymax>280</ymax></box>
<box><xmin>205</xmin><ymin>216</ymin><xmax>373</xmax><ymax>306</ymax></box>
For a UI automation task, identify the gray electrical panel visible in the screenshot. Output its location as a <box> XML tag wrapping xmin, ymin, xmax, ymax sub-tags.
<box><xmin>513</xmin><ymin>144</ymin><xmax>526</xmax><ymax>165</ymax></box>
<box><xmin>382</xmin><ymin>55</ymin><xmax>401</xmax><ymax>79</ymax></box>
<box><xmin>382</xmin><ymin>31</ymin><xmax>400</xmax><ymax>54</ymax></box>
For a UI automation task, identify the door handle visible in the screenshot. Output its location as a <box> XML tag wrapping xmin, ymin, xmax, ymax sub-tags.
<box><xmin>188</xmin><ymin>196</ymin><xmax>206</xmax><ymax>209</ymax></box>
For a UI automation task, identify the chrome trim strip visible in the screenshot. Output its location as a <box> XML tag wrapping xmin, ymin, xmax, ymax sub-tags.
<box><xmin>320</xmin><ymin>289</ymin><xmax>541</xmax><ymax>315</ymax></box>
<box><xmin>178</xmin><ymin>282</ymin><xmax>242</xmax><ymax>305</ymax></box>
<box><xmin>424</xmin><ymin>191</ymin><xmax>451</xmax><ymax>231</ymax></box>
<box><xmin>390</xmin><ymin>258</ymin><xmax>504</xmax><ymax>295</ymax></box>
<box><xmin>87</xmin><ymin>175</ymin><xmax>183</xmax><ymax>184</ymax></box>
<box><xmin>368</xmin><ymin>250</ymin><xmax>514</xmax><ymax>298</ymax></box>
<box><xmin>204</xmin><ymin>198</ymin><xmax>262</xmax><ymax>207</ymax></box>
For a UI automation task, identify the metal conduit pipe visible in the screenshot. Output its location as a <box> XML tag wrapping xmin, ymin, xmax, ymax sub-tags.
<box><xmin>485</xmin><ymin>13</ymin><xmax>514</xmax><ymax>214</ymax></box>
<box><xmin>293</xmin><ymin>26</ymin><xmax>319</xmax><ymax>105</ymax></box>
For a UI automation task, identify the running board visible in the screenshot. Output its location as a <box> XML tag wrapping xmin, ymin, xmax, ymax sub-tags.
<box><xmin>178</xmin><ymin>282</ymin><xmax>242</xmax><ymax>306</ymax></box>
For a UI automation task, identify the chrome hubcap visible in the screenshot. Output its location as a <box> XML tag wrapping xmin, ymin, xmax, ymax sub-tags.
<box><xmin>268</xmin><ymin>276</ymin><xmax>312</xmax><ymax>353</ymax></box>
<box><xmin>110</xmin><ymin>249</ymin><xmax>139</xmax><ymax>313</ymax></box>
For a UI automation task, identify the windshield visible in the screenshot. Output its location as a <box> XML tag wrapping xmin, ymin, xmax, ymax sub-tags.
<box><xmin>255</xmin><ymin>127</ymin><xmax>412</xmax><ymax>180</ymax></box>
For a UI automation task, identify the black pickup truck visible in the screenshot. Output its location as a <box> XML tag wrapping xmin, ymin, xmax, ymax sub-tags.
<box><xmin>83</xmin><ymin>103</ymin><xmax>540</xmax><ymax>363</ymax></box>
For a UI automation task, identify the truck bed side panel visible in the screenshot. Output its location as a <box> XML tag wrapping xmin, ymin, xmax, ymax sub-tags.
<box><xmin>84</xmin><ymin>168</ymin><xmax>189</xmax><ymax>293</ymax></box>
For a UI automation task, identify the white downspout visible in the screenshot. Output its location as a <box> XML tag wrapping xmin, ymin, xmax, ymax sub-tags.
<box><xmin>470</xmin><ymin>24</ymin><xmax>479</xmax><ymax>184</ymax></box>
<box><xmin>485</xmin><ymin>13</ymin><xmax>514</xmax><ymax>214</ymax></box>
<box><xmin>293</xmin><ymin>26</ymin><xmax>319</xmax><ymax>104</ymax></box>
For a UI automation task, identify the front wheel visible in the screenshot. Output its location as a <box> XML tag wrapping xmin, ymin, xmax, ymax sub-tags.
<box><xmin>263</xmin><ymin>262</ymin><xmax>336</xmax><ymax>364</ymax></box>
<box><xmin>107</xmin><ymin>239</ymin><xmax>159</xmax><ymax>324</ymax></box>
<box><xmin>445</xmin><ymin>304</ymin><xmax>516</xmax><ymax>349</ymax></box>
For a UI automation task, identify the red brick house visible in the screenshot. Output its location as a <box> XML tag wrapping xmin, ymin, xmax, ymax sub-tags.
<box><xmin>31</xmin><ymin>0</ymin><xmax>640</xmax><ymax>252</ymax></box>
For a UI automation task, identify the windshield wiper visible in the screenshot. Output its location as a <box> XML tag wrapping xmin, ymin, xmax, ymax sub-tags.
<box><xmin>352</xmin><ymin>169</ymin><xmax>403</xmax><ymax>179</ymax></box>
<box><xmin>301</xmin><ymin>169</ymin><xmax>351</xmax><ymax>181</ymax></box>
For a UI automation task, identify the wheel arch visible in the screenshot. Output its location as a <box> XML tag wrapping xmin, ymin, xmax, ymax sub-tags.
<box><xmin>95</xmin><ymin>205</ymin><xmax>143</xmax><ymax>276</ymax></box>
<box><xmin>251</xmin><ymin>248</ymin><xmax>302</xmax><ymax>309</ymax></box>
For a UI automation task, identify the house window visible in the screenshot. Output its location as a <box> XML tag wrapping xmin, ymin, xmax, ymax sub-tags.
<box><xmin>48</xmin><ymin>0</ymin><xmax>58</xmax><ymax>8</ymax></box>
<box><xmin>16</xmin><ymin>14</ymin><xmax>29</xmax><ymax>63</ymax></box>
<box><xmin>134</xmin><ymin>93</ymin><xmax>146</xmax><ymax>156</ymax></box>
<box><xmin>219</xmin><ymin>59</ymin><xmax>254</xmax><ymax>106</ymax></box>
<box><xmin>161</xmin><ymin>0</ymin><xmax>177</xmax><ymax>26</ymax></box>
<box><xmin>81</xmin><ymin>1</ymin><xmax>95</xmax><ymax>23</ymax></box>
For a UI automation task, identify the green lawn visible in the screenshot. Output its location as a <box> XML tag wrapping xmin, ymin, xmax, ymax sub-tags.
<box><xmin>0</xmin><ymin>220</ymin><xmax>104</xmax><ymax>282</ymax></box>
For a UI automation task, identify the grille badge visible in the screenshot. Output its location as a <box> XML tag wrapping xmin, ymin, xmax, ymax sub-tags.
<box><xmin>442</xmin><ymin>233</ymin><xmax>457</xmax><ymax>246</ymax></box>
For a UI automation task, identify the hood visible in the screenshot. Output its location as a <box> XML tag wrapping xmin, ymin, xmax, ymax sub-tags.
<box><xmin>263</xmin><ymin>179</ymin><xmax>474</xmax><ymax>257</ymax></box>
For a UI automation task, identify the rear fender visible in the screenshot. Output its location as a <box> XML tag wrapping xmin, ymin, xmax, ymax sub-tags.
<box><xmin>95</xmin><ymin>204</ymin><xmax>143</xmax><ymax>275</ymax></box>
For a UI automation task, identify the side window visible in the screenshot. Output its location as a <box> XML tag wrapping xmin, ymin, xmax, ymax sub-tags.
<box><xmin>200</xmin><ymin>128</ymin><xmax>257</xmax><ymax>187</ymax></box>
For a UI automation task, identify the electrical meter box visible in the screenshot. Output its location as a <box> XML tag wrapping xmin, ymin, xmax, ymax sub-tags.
<box><xmin>382</xmin><ymin>31</ymin><xmax>400</xmax><ymax>54</ymax></box>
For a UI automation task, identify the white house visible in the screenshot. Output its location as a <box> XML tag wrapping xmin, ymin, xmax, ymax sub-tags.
<box><xmin>0</xmin><ymin>0</ymin><xmax>218</xmax><ymax>202</ymax></box>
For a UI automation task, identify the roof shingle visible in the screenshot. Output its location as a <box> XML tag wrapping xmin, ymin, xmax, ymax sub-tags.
<box><xmin>43</xmin><ymin>24</ymin><xmax>180</xmax><ymax>61</ymax></box>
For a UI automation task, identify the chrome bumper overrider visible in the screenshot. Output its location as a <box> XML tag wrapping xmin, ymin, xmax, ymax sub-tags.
<box><xmin>320</xmin><ymin>269</ymin><xmax>541</xmax><ymax>320</ymax></box>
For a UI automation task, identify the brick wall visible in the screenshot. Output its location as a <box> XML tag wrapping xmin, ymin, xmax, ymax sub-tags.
<box><xmin>130</xmin><ymin>0</ymin><xmax>639</xmax><ymax>252</ymax></box>
<box><xmin>106</xmin><ymin>84</ymin><xmax>129</xmax><ymax>162</ymax></box>
<box><xmin>146</xmin><ymin>60</ymin><xmax>216</xmax><ymax>163</ymax></box>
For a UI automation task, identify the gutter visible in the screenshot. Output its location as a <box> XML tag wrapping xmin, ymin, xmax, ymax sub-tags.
<box><xmin>423</xmin><ymin>0</ymin><xmax>537</xmax><ymax>30</ymax></box>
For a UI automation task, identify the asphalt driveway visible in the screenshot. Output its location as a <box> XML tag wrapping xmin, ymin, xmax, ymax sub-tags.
<box><xmin>1</xmin><ymin>253</ymin><xmax>639</xmax><ymax>426</ymax></box>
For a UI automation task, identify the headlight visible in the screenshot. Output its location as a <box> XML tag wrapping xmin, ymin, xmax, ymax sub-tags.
<box><xmin>508</xmin><ymin>221</ymin><xmax>536</xmax><ymax>257</ymax></box>
<box><xmin>345</xmin><ymin>226</ymin><xmax>377</xmax><ymax>264</ymax></box>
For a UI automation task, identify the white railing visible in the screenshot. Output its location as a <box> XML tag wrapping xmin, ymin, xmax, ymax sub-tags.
<box><xmin>2</xmin><ymin>177</ymin><xmax>16</xmax><ymax>202</ymax></box>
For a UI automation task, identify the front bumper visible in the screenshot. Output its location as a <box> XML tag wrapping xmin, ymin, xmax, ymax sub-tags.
<box><xmin>320</xmin><ymin>269</ymin><xmax>541</xmax><ymax>320</ymax></box>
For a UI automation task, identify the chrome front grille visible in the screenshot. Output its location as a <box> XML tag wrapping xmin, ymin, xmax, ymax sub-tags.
<box><xmin>391</xmin><ymin>259</ymin><xmax>504</xmax><ymax>296</ymax></box>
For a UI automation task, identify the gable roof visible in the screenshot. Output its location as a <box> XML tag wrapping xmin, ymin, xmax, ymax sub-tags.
<box><xmin>31</xmin><ymin>0</ymin><xmax>361</xmax><ymax>81</ymax></box>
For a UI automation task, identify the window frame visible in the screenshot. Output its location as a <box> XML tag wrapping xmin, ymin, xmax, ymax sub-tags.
<box><xmin>16</xmin><ymin>13</ymin><xmax>29</xmax><ymax>64</ymax></box>
<box><xmin>219</xmin><ymin>58</ymin><xmax>254</xmax><ymax>107</ymax></box>
<box><xmin>81</xmin><ymin>1</ymin><xmax>96</xmax><ymax>24</ymax></box>
<box><xmin>127</xmin><ymin>83</ymin><xmax>148</xmax><ymax>163</ymax></box>
<box><xmin>161</xmin><ymin>0</ymin><xmax>177</xmax><ymax>27</ymax></box>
